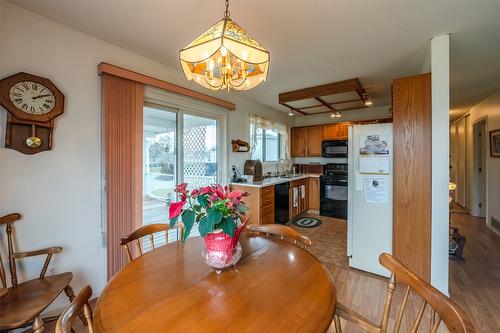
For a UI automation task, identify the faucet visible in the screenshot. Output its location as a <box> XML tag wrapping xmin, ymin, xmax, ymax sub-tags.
<box><xmin>275</xmin><ymin>159</ymin><xmax>287</xmax><ymax>177</ymax></box>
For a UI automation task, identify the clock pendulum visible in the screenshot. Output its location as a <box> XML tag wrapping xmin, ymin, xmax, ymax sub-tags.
<box><xmin>26</xmin><ymin>124</ymin><xmax>42</xmax><ymax>149</ymax></box>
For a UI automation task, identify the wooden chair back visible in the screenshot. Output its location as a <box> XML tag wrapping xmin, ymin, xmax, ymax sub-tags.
<box><xmin>120</xmin><ymin>223</ymin><xmax>184</xmax><ymax>261</ymax></box>
<box><xmin>1</xmin><ymin>213</ymin><xmax>64</xmax><ymax>288</ymax></box>
<box><xmin>247</xmin><ymin>224</ymin><xmax>312</xmax><ymax>250</ymax></box>
<box><xmin>334</xmin><ymin>253</ymin><xmax>475</xmax><ymax>333</ymax></box>
<box><xmin>379</xmin><ymin>253</ymin><xmax>475</xmax><ymax>333</ymax></box>
<box><xmin>55</xmin><ymin>285</ymin><xmax>94</xmax><ymax>333</ymax></box>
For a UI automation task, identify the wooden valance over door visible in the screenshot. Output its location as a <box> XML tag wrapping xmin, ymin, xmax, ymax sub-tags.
<box><xmin>102</xmin><ymin>74</ymin><xmax>143</xmax><ymax>279</ymax></box>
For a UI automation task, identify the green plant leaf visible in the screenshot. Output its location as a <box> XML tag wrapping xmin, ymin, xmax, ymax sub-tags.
<box><xmin>169</xmin><ymin>215</ymin><xmax>178</xmax><ymax>228</ymax></box>
<box><xmin>181</xmin><ymin>210</ymin><xmax>196</xmax><ymax>243</ymax></box>
<box><xmin>207</xmin><ymin>206</ymin><xmax>223</xmax><ymax>226</ymax></box>
<box><xmin>197</xmin><ymin>195</ymin><xmax>209</xmax><ymax>208</ymax></box>
<box><xmin>197</xmin><ymin>216</ymin><xmax>214</xmax><ymax>237</ymax></box>
<box><xmin>236</xmin><ymin>203</ymin><xmax>248</xmax><ymax>213</ymax></box>
<box><xmin>218</xmin><ymin>216</ymin><xmax>236</xmax><ymax>237</ymax></box>
<box><xmin>193</xmin><ymin>204</ymin><xmax>202</xmax><ymax>212</ymax></box>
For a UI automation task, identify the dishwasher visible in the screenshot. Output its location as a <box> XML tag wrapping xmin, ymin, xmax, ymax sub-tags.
<box><xmin>274</xmin><ymin>182</ymin><xmax>290</xmax><ymax>224</ymax></box>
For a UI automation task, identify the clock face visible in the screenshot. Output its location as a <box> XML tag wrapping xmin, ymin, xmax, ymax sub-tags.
<box><xmin>9</xmin><ymin>81</ymin><xmax>56</xmax><ymax>115</ymax></box>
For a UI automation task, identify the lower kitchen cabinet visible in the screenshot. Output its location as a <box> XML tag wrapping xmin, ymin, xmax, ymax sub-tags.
<box><xmin>307</xmin><ymin>177</ymin><xmax>320</xmax><ymax>211</ymax></box>
<box><xmin>290</xmin><ymin>179</ymin><xmax>307</xmax><ymax>219</ymax></box>
<box><xmin>230</xmin><ymin>184</ymin><xmax>274</xmax><ymax>225</ymax></box>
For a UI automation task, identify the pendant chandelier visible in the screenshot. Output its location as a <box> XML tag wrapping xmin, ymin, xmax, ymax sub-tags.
<box><xmin>179</xmin><ymin>0</ymin><xmax>270</xmax><ymax>92</ymax></box>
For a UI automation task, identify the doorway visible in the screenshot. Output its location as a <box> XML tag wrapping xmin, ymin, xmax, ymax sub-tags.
<box><xmin>455</xmin><ymin>115</ymin><xmax>469</xmax><ymax>208</ymax></box>
<box><xmin>472</xmin><ymin>119</ymin><xmax>487</xmax><ymax>217</ymax></box>
<box><xmin>142</xmin><ymin>104</ymin><xmax>223</xmax><ymax>242</ymax></box>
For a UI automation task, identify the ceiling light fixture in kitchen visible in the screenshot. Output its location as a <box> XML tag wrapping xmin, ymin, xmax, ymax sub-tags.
<box><xmin>363</xmin><ymin>92</ymin><xmax>373</xmax><ymax>106</ymax></box>
<box><xmin>330</xmin><ymin>111</ymin><xmax>342</xmax><ymax>118</ymax></box>
<box><xmin>288</xmin><ymin>109</ymin><xmax>294</xmax><ymax>116</ymax></box>
<box><xmin>179</xmin><ymin>0</ymin><xmax>270</xmax><ymax>92</ymax></box>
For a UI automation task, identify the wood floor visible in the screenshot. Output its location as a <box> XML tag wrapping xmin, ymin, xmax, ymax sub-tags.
<box><xmin>290</xmin><ymin>211</ymin><xmax>500</xmax><ymax>333</ymax></box>
<box><xmin>29</xmin><ymin>210</ymin><xmax>499</xmax><ymax>332</ymax></box>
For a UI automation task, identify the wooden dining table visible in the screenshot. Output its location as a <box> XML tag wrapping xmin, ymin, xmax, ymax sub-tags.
<box><xmin>94</xmin><ymin>233</ymin><xmax>337</xmax><ymax>333</ymax></box>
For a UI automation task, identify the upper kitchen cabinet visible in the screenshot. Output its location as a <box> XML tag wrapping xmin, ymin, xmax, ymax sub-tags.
<box><xmin>291</xmin><ymin>125</ymin><xmax>324</xmax><ymax>157</ymax></box>
<box><xmin>291</xmin><ymin>127</ymin><xmax>307</xmax><ymax>157</ymax></box>
<box><xmin>306</xmin><ymin>125</ymin><xmax>324</xmax><ymax>156</ymax></box>
<box><xmin>324</xmin><ymin>123</ymin><xmax>349</xmax><ymax>140</ymax></box>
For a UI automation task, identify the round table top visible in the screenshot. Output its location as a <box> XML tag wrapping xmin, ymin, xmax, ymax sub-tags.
<box><xmin>94</xmin><ymin>233</ymin><xmax>336</xmax><ymax>333</ymax></box>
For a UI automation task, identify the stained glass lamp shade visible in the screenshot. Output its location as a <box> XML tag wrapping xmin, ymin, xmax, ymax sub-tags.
<box><xmin>180</xmin><ymin>17</ymin><xmax>270</xmax><ymax>92</ymax></box>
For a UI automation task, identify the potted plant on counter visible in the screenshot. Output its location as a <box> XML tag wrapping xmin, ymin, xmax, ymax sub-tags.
<box><xmin>169</xmin><ymin>183</ymin><xmax>249</xmax><ymax>272</ymax></box>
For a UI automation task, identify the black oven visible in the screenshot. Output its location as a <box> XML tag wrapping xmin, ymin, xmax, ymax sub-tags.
<box><xmin>322</xmin><ymin>140</ymin><xmax>348</xmax><ymax>158</ymax></box>
<box><xmin>320</xmin><ymin>163</ymin><xmax>348</xmax><ymax>219</ymax></box>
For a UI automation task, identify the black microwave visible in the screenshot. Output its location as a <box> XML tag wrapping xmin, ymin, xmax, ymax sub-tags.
<box><xmin>322</xmin><ymin>140</ymin><xmax>348</xmax><ymax>158</ymax></box>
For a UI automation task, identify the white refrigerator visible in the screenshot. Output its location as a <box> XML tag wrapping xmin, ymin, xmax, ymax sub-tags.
<box><xmin>347</xmin><ymin>123</ymin><xmax>393</xmax><ymax>277</ymax></box>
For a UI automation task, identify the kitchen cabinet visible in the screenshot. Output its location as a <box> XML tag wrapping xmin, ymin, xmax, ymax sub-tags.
<box><xmin>306</xmin><ymin>126</ymin><xmax>324</xmax><ymax>156</ymax></box>
<box><xmin>291</xmin><ymin>127</ymin><xmax>307</xmax><ymax>157</ymax></box>
<box><xmin>307</xmin><ymin>177</ymin><xmax>320</xmax><ymax>211</ymax></box>
<box><xmin>230</xmin><ymin>184</ymin><xmax>275</xmax><ymax>225</ymax></box>
<box><xmin>290</xmin><ymin>125</ymin><xmax>324</xmax><ymax>157</ymax></box>
<box><xmin>324</xmin><ymin>123</ymin><xmax>349</xmax><ymax>140</ymax></box>
<box><xmin>290</xmin><ymin>178</ymin><xmax>307</xmax><ymax>219</ymax></box>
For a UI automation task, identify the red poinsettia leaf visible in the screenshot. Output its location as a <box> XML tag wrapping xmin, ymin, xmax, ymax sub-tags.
<box><xmin>227</xmin><ymin>190</ymin><xmax>244</xmax><ymax>199</ymax></box>
<box><xmin>169</xmin><ymin>201</ymin><xmax>185</xmax><ymax>219</ymax></box>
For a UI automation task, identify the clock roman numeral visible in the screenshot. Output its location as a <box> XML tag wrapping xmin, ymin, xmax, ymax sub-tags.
<box><xmin>15</xmin><ymin>98</ymin><xmax>22</xmax><ymax>104</ymax></box>
<box><xmin>13</xmin><ymin>93</ymin><xmax>21</xmax><ymax>97</ymax></box>
<box><xmin>22</xmin><ymin>83</ymin><xmax>29</xmax><ymax>90</ymax></box>
<box><xmin>32</xmin><ymin>84</ymin><xmax>38</xmax><ymax>90</ymax></box>
<box><xmin>45</xmin><ymin>99</ymin><xmax>53</xmax><ymax>103</ymax></box>
<box><xmin>22</xmin><ymin>103</ymin><xmax>28</xmax><ymax>109</ymax></box>
<box><xmin>43</xmin><ymin>103</ymin><xmax>50</xmax><ymax>109</ymax></box>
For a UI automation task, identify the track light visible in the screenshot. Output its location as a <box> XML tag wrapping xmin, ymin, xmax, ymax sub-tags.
<box><xmin>363</xmin><ymin>91</ymin><xmax>372</xmax><ymax>106</ymax></box>
<box><xmin>330</xmin><ymin>111</ymin><xmax>341</xmax><ymax>118</ymax></box>
<box><xmin>288</xmin><ymin>109</ymin><xmax>294</xmax><ymax>116</ymax></box>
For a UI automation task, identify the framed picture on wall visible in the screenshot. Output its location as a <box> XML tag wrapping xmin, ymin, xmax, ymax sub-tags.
<box><xmin>490</xmin><ymin>129</ymin><xmax>500</xmax><ymax>157</ymax></box>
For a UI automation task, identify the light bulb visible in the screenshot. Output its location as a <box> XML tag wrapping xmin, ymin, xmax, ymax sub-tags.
<box><xmin>220</xmin><ymin>46</ymin><xmax>227</xmax><ymax>56</ymax></box>
<box><xmin>208</xmin><ymin>59</ymin><xmax>215</xmax><ymax>71</ymax></box>
<box><xmin>365</xmin><ymin>99</ymin><xmax>373</xmax><ymax>106</ymax></box>
<box><xmin>288</xmin><ymin>110</ymin><xmax>294</xmax><ymax>116</ymax></box>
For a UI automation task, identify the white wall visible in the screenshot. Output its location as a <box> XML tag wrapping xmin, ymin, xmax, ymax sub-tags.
<box><xmin>0</xmin><ymin>3</ymin><xmax>290</xmax><ymax>314</ymax></box>
<box><xmin>430</xmin><ymin>34</ymin><xmax>450</xmax><ymax>295</ymax></box>
<box><xmin>465</xmin><ymin>89</ymin><xmax>500</xmax><ymax>232</ymax></box>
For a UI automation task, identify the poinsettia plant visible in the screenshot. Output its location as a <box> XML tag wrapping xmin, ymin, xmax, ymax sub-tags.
<box><xmin>168</xmin><ymin>183</ymin><xmax>249</xmax><ymax>242</ymax></box>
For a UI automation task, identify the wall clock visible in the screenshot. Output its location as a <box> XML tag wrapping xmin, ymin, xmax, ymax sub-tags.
<box><xmin>0</xmin><ymin>72</ymin><xmax>65</xmax><ymax>154</ymax></box>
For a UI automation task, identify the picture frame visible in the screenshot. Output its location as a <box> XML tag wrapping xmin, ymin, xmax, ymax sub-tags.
<box><xmin>490</xmin><ymin>129</ymin><xmax>500</xmax><ymax>158</ymax></box>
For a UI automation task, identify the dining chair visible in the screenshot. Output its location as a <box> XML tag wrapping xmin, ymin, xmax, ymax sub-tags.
<box><xmin>55</xmin><ymin>285</ymin><xmax>94</xmax><ymax>333</ymax></box>
<box><xmin>0</xmin><ymin>213</ymin><xmax>83</xmax><ymax>333</ymax></box>
<box><xmin>333</xmin><ymin>253</ymin><xmax>475</xmax><ymax>333</ymax></box>
<box><xmin>247</xmin><ymin>224</ymin><xmax>312</xmax><ymax>250</ymax></box>
<box><xmin>120</xmin><ymin>223</ymin><xmax>184</xmax><ymax>261</ymax></box>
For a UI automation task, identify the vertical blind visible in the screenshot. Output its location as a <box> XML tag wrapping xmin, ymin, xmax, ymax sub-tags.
<box><xmin>103</xmin><ymin>74</ymin><xmax>144</xmax><ymax>279</ymax></box>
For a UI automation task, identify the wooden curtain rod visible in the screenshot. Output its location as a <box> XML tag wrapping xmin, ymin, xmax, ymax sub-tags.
<box><xmin>97</xmin><ymin>62</ymin><xmax>236</xmax><ymax>110</ymax></box>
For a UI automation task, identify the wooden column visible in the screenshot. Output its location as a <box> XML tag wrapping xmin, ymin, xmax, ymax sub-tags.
<box><xmin>392</xmin><ymin>73</ymin><xmax>432</xmax><ymax>281</ymax></box>
<box><xmin>103</xmin><ymin>74</ymin><xmax>143</xmax><ymax>279</ymax></box>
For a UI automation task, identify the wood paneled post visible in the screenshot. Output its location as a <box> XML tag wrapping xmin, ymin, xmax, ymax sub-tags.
<box><xmin>102</xmin><ymin>74</ymin><xmax>144</xmax><ymax>279</ymax></box>
<box><xmin>392</xmin><ymin>73</ymin><xmax>432</xmax><ymax>281</ymax></box>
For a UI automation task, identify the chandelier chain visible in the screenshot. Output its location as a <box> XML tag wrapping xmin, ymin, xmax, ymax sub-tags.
<box><xmin>224</xmin><ymin>0</ymin><xmax>230</xmax><ymax>17</ymax></box>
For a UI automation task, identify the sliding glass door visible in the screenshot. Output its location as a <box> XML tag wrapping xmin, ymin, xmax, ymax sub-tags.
<box><xmin>143</xmin><ymin>105</ymin><xmax>177</xmax><ymax>227</ymax></box>
<box><xmin>182</xmin><ymin>114</ymin><xmax>218</xmax><ymax>188</ymax></box>
<box><xmin>142</xmin><ymin>105</ymin><xmax>222</xmax><ymax>241</ymax></box>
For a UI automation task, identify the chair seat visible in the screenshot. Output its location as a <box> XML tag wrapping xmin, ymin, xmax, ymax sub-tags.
<box><xmin>0</xmin><ymin>272</ymin><xmax>73</xmax><ymax>330</ymax></box>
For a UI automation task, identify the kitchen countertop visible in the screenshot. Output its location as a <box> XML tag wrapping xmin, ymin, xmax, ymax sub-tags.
<box><xmin>230</xmin><ymin>174</ymin><xmax>321</xmax><ymax>188</ymax></box>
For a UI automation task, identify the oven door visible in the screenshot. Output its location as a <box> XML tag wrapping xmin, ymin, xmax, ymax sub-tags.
<box><xmin>320</xmin><ymin>177</ymin><xmax>348</xmax><ymax>219</ymax></box>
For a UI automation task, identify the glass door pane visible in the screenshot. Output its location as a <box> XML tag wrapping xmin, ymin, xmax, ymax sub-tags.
<box><xmin>183</xmin><ymin>114</ymin><xmax>218</xmax><ymax>188</ymax></box>
<box><xmin>142</xmin><ymin>106</ymin><xmax>180</xmax><ymax>243</ymax></box>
